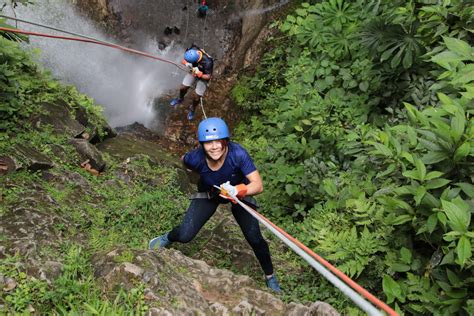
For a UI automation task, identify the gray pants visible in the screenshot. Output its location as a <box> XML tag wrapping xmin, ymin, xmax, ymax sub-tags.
<box><xmin>182</xmin><ymin>74</ymin><xmax>208</xmax><ymax>96</ymax></box>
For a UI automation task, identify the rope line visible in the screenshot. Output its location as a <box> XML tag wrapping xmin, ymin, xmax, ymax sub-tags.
<box><xmin>183</xmin><ymin>0</ymin><xmax>190</xmax><ymax>44</ymax></box>
<box><xmin>1</xmin><ymin>14</ymin><xmax>109</xmax><ymax>43</ymax></box>
<box><xmin>0</xmin><ymin>26</ymin><xmax>188</xmax><ymax>72</ymax></box>
<box><xmin>224</xmin><ymin>194</ymin><xmax>398</xmax><ymax>316</ymax></box>
<box><xmin>200</xmin><ymin>97</ymin><xmax>207</xmax><ymax>119</ymax></box>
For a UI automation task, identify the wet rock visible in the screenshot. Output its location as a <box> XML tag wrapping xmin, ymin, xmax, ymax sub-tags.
<box><xmin>0</xmin><ymin>156</ymin><xmax>18</xmax><ymax>174</ymax></box>
<box><xmin>29</xmin><ymin>102</ymin><xmax>86</xmax><ymax>138</ymax></box>
<box><xmin>310</xmin><ymin>301</ymin><xmax>341</xmax><ymax>316</ymax></box>
<box><xmin>39</xmin><ymin>261</ymin><xmax>64</xmax><ymax>283</ymax></box>
<box><xmin>97</xmin><ymin>134</ymin><xmax>181</xmax><ymax>169</ymax></box>
<box><xmin>91</xmin><ymin>247</ymin><xmax>338</xmax><ymax>315</ymax></box>
<box><xmin>72</xmin><ymin>104</ymin><xmax>116</xmax><ymax>144</ymax></box>
<box><xmin>3</xmin><ymin>277</ymin><xmax>17</xmax><ymax>292</ymax></box>
<box><xmin>69</xmin><ymin>139</ymin><xmax>106</xmax><ymax>172</ymax></box>
<box><xmin>12</xmin><ymin>144</ymin><xmax>55</xmax><ymax>172</ymax></box>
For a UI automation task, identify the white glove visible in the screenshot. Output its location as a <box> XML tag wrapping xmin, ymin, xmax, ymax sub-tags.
<box><xmin>220</xmin><ymin>181</ymin><xmax>238</xmax><ymax>197</ymax></box>
<box><xmin>184</xmin><ymin>62</ymin><xmax>193</xmax><ymax>69</ymax></box>
<box><xmin>192</xmin><ymin>67</ymin><xmax>203</xmax><ymax>78</ymax></box>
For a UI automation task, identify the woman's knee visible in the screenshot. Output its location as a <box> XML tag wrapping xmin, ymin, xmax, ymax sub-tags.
<box><xmin>246</xmin><ymin>235</ymin><xmax>268</xmax><ymax>249</ymax></box>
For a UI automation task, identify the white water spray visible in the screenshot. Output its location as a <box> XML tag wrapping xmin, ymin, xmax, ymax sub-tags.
<box><xmin>3</xmin><ymin>0</ymin><xmax>183</xmax><ymax>129</ymax></box>
<box><xmin>229</xmin><ymin>0</ymin><xmax>289</xmax><ymax>22</ymax></box>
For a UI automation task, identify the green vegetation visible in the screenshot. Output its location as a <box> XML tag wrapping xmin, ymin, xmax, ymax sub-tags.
<box><xmin>0</xmin><ymin>17</ymin><xmax>188</xmax><ymax>314</ymax></box>
<box><xmin>233</xmin><ymin>0</ymin><xmax>473</xmax><ymax>314</ymax></box>
<box><xmin>1</xmin><ymin>0</ymin><xmax>473</xmax><ymax>315</ymax></box>
<box><xmin>1</xmin><ymin>248</ymin><xmax>148</xmax><ymax>314</ymax></box>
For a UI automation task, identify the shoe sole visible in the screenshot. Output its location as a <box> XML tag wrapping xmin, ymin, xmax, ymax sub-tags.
<box><xmin>149</xmin><ymin>237</ymin><xmax>160</xmax><ymax>250</ymax></box>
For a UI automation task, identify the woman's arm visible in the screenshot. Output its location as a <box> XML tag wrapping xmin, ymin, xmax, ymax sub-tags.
<box><xmin>245</xmin><ymin>170</ymin><xmax>263</xmax><ymax>196</ymax></box>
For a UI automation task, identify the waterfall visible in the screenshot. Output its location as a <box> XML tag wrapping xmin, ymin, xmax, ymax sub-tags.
<box><xmin>2</xmin><ymin>0</ymin><xmax>183</xmax><ymax>129</ymax></box>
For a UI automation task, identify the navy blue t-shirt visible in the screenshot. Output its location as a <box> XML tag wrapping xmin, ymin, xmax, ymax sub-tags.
<box><xmin>194</xmin><ymin>53</ymin><xmax>213</xmax><ymax>75</ymax></box>
<box><xmin>186</xmin><ymin>46</ymin><xmax>214</xmax><ymax>75</ymax></box>
<box><xmin>183</xmin><ymin>142</ymin><xmax>257</xmax><ymax>192</ymax></box>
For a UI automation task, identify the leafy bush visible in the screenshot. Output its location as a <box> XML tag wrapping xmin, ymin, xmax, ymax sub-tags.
<box><xmin>233</xmin><ymin>0</ymin><xmax>474</xmax><ymax>314</ymax></box>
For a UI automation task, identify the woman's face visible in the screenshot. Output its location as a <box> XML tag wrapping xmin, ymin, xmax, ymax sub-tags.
<box><xmin>203</xmin><ymin>140</ymin><xmax>226</xmax><ymax>161</ymax></box>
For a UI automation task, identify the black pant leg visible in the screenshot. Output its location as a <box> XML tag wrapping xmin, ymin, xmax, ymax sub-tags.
<box><xmin>231</xmin><ymin>203</ymin><xmax>274</xmax><ymax>275</ymax></box>
<box><xmin>168</xmin><ymin>198</ymin><xmax>219</xmax><ymax>243</ymax></box>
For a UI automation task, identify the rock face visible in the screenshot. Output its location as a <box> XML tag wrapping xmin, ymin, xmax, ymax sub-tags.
<box><xmin>93</xmin><ymin>247</ymin><xmax>340</xmax><ymax>315</ymax></box>
<box><xmin>74</xmin><ymin>0</ymin><xmax>289</xmax><ymax>147</ymax></box>
<box><xmin>76</xmin><ymin>0</ymin><xmax>285</xmax><ymax>65</ymax></box>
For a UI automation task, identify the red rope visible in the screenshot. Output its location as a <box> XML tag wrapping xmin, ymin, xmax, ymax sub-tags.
<box><xmin>241</xmin><ymin>202</ymin><xmax>398</xmax><ymax>316</ymax></box>
<box><xmin>0</xmin><ymin>26</ymin><xmax>186</xmax><ymax>71</ymax></box>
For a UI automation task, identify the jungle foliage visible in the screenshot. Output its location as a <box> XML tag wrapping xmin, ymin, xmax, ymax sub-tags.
<box><xmin>233</xmin><ymin>0</ymin><xmax>474</xmax><ymax>314</ymax></box>
<box><xmin>0</xmin><ymin>15</ymin><xmax>188</xmax><ymax>314</ymax></box>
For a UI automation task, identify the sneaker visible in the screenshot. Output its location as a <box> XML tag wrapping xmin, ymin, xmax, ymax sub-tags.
<box><xmin>149</xmin><ymin>233</ymin><xmax>171</xmax><ymax>250</ymax></box>
<box><xmin>187</xmin><ymin>109</ymin><xmax>195</xmax><ymax>120</ymax></box>
<box><xmin>170</xmin><ymin>98</ymin><xmax>183</xmax><ymax>107</ymax></box>
<box><xmin>265</xmin><ymin>275</ymin><xmax>282</xmax><ymax>293</ymax></box>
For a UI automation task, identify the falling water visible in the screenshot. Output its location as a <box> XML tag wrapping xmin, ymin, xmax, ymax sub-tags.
<box><xmin>2</xmin><ymin>0</ymin><xmax>184</xmax><ymax>129</ymax></box>
<box><xmin>228</xmin><ymin>0</ymin><xmax>290</xmax><ymax>22</ymax></box>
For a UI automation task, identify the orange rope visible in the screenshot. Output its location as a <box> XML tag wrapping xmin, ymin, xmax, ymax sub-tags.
<box><xmin>241</xmin><ymin>202</ymin><xmax>398</xmax><ymax>316</ymax></box>
<box><xmin>0</xmin><ymin>26</ymin><xmax>187</xmax><ymax>71</ymax></box>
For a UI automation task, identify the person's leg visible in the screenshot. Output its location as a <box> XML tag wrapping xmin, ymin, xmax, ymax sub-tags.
<box><xmin>179</xmin><ymin>85</ymin><xmax>190</xmax><ymax>99</ymax></box>
<box><xmin>188</xmin><ymin>80</ymin><xmax>208</xmax><ymax>120</ymax></box>
<box><xmin>171</xmin><ymin>74</ymin><xmax>194</xmax><ymax>106</ymax></box>
<box><xmin>168</xmin><ymin>198</ymin><xmax>219</xmax><ymax>243</ymax></box>
<box><xmin>189</xmin><ymin>92</ymin><xmax>200</xmax><ymax>111</ymax></box>
<box><xmin>231</xmin><ymin>204</ymin><xmax>273</xmax><ymax>276</ymax></box>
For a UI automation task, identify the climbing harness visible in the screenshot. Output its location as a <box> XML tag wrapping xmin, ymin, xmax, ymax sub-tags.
<box><xmin>213</xmin><ymin>185</ymin><xmax>398</xmax><ymax>316</ymax></box>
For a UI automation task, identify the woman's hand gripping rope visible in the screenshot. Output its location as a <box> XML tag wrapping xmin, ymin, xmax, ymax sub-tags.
<box><xmin>214</xmin><ymin>182</ymin><xmax>248</xmax><ymax>204</ymax></box>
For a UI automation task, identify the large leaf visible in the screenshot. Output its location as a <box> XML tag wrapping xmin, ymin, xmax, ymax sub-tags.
<box><xmin>456</xmin><ymin>182</ymin><xmax>474</xmax><ymax>198</ymax></box>
<box><xmin>442</xmin><ymin>200</ymin><xmax>470</xmax><ymax>233</ymax></box>
<box><xmin>421</xmin><ymin>151</ymin><xmax>449</xmax><ymax>164</ymax></box>
<box><xmin>426</xmin><ymin>213</ymin><xmax>438</xmax><ymax>233</ymax></box>
<box><xmin>415</xmin><ymin>159</ymin><xmax>426</xmax><ymax>182</ymax></box>
<box><xmin>322</xmin><ymin>179</ymin><xmax>337</xmax><ymax>197</ymax></box>
<box><xmin>452</xmin><ymin>64</ymin><xmax>474</xmax><ymax>85</ymax></box>
<box><xmin>426</xmin><ymin>178</ymin><xmax>451</xmax><ymax>190</ymax></box>
<box><xmin>454</xmin><ymin>142</ymin><xmax>470</xmax><ymax>162</ymax></box>
<box><xmin>383</xmin><ymin>275</ymin><xmax>403</xmax><ymax>304</ymax></box>
<box><xmin>450</xmin><ymin>112</ymin><xmax>466</xmax><ymax>143</ymax></box>
<box><xmin>431</xmin><ymin>51</ymin><xmax>461</xmax><ymax>70</ymax></box>
<box><xmin>437</xmin><ymin>92</ymin><xmax>461</xmax><ymax>115</ymax></box>
<box><xmin>456</xmin><ymin>236</ymin><xmax>472</xmax><ymax>267</ymax></box>
<box><xmin>443</xmin><ymin>37</ymin><xmax>473</xmax><ymax>60</ymax></box>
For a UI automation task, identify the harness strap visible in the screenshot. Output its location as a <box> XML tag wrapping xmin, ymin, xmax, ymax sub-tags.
<box><xmin>189</xmin><ymin>192</ymin><xmax>258</xmax><ymax>208</ymax></box>
<box><xmin>189</xmin><ymin>192</ymin><xmax>211</xmax><ymax>199</ymax></box>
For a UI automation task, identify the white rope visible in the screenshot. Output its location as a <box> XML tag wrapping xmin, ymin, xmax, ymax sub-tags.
<box><xmin>236</xmin><ymin>200</ymin><xmax>383</xmax><ymax>316</ymax></box>
<box><xmin>200</xmin><ymin>97</ymin><xmax>207</xmax><ymax>119</ymax></box>
<box><xmin>211</xmin><ymin>185</ymin><xmax>386</xmax><ymax>316</ymax></box>
<box><xmin>183</xmin><ymin>0</ymin><xmax>190</xmax><ymax>43</ymax></box>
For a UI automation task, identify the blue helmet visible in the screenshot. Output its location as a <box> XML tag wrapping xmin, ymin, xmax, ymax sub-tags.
<box><xmin>184</xmin><ymin>49</ymin><xmax>202</xmax><ymax>63</ymax></box>
<box><xmin>198</xmin><ymin>118</ymin><xmax>230</xmax><ymax>142</ymax></box>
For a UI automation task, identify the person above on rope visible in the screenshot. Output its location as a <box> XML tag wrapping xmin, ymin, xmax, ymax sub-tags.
<box><xmin>197</xmin><ymin>0</ymin><xmax>208</xmax><ymax>18</ymax></box>
<box><xmin>149</xmin><ymin>117</ymin><xmax>282</xmax><ymax>293</ymax></box>
<box><xmin>170</xmin><ymin>44</ymin><xmax>213</xmax><ymax>120</ymax></box>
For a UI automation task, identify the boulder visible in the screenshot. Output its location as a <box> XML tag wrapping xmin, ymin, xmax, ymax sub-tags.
<box><xmin>92</xmin><ymin>248</ymin><xmax>340</xmax><ymax>315</ymax></box>
<box><xmin>69</xmin><ymin>139</ymin><xmax>106</xmax><ymax>172</ymax></box>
